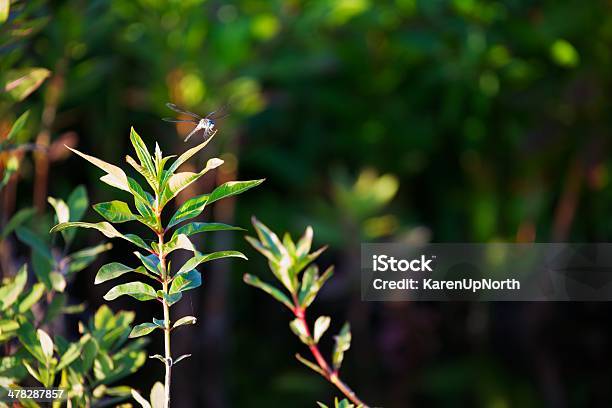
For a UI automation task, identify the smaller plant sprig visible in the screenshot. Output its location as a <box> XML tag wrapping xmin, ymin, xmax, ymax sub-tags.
<box><xmin>50</xmin><ymin>128</ymin><xmax>262</xmax><ymax>408</ymax></box>
<box><xmin>244</xmin><ymin>218</ymin><xmax>369</xmax><ymax>408</ymax></box>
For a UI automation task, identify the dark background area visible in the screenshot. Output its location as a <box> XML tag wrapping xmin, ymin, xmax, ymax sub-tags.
<box><xmin>2</xmin><ymin>0</ymin><xmax>612</xmax><ymax>406</ymax></box>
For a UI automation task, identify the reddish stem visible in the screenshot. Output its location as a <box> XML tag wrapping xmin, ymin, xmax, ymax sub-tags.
<box><xmin>292</xmin><ymin>296</ymin><xmax>368</xmax><ymax>407</ymax></box>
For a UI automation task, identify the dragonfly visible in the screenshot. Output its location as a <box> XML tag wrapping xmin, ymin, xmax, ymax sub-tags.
<box><xmin>163</xmin><ymin>103</ymin><xmax>229</xmax><ymax>142</ymax></box>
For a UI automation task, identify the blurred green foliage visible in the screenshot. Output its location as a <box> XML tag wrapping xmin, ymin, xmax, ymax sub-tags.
<box><xmin>3</xmin><ymin>0</ymin><xmax>612</xmax><ymax>406</ymax></box>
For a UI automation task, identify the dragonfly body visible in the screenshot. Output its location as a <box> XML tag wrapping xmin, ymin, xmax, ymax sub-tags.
<box><xmin>163</xmin><ymin>103</ymin><xmax>227</xmax><ymax>142</ymax></box>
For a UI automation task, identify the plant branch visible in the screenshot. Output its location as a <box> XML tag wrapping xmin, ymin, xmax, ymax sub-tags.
<box><xmin>292</xmin><ymin>298</ymin><xmax>368</xmax><ymax>408</ymax></box>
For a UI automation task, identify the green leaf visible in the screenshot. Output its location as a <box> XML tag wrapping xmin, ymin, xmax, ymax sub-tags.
<box><xmin>93</xmin><ymin>201</ymin><xmax>137</xmax><ymax>223</ymax></box>
<box><xmin>160</xmin><ymin>291</ymin><xmax>182</xmax><ymax>306</ymax></box>
<box><xmin>48</xmin><ymin>197</ymin><xmax>69</xmax><ymax>224</ymax></box>
<box><xmin>0</xmin><ymin>319</ymin><xmax>19</xmax><ymax>334</ymax></box>
<box><xmin>129</xmin><ymin>128</ymin><xmax>158</xmax><ymax>191</ymax></box>
<box><xmin>296</xmin><ymin>353</ymin><xmax>325</xmax><ymax>376</ymax></box>
<box><xmin>95</xmin><ymin>262</ymin><xmax>135</xmax><ymax>284</ymax></box>
<box><xmin>161</xmin><ymin>233</ymin><xmax>195</xmax><ymax>255</ymax></box>
<box><xmin>332</xmin><ymin>323</ymin><xmax>352</xmax><ymax>371</ymax></box>
<box><xmin>169</xmin><ymin>270</ymin><xmax>201</xmax><ymax>294</ymax></box>
<box><xmin>296</xmin><ymin>226</ymin><xmax>314</xmax><ymax>257</ymax></box>
<box><xmin>103</xmin><ymin>282</ymin><xmax>158</xmax><ymax>302</ymax></box>
<box><xmin>159</xmin><ymin>158</ymin><xmax>224</xmax><ymax>208</ymax></box>
<box><xmin>243</xmin><ymin>274</ymin><xmax>293</xmax><ymax>311</ymax></box>
<box><xmin>172</xmin><ymin>316</ymin><xmax>196</xmax><ymax>329</ymax></box>
<box><xmin>67</xmin><ymin>146</ymin><xmax>130</xmax><ymax>192</ymax></box>
<box><xmin>16</xmin><ymin>227</ymin><xmax>52</xmax><ymax>260</ymax></box>
<box><xmin>0</xmin><ymin>155</ymin><xmax>18</xmax><ymax>189</ymax></box>
<box><xmin>207</xmin><ymin>179</ymin><xmax>265</xmax><ymax>206</ymax></box>
<box><xmin>131</xmin><ymin>389</ymin><xmax>152</xmax><ymax>408</ymax></box>
<box><xmin>57</xmin><ymin>341</ymin><xmax>82</xmax><ymax>371</ymax></box>
<box><xmin>166</xmin><ymin>137</ymin><xmax>214</xmax><ymax>176</ymax></box>
<box><xmin>4</xmin><ymin>68</ymin><xmax>50</xmax><ymax>101</ymax></box>
<box><xmin>150</xmin><ymin>382</ymin><xmax>165</xmax><ymax>408</ymax></box>
<box><xmin>0</xmin><ymin>0</ymin><xmax>9</xmax><ymax>24</ymax></box>
<box><xmin>313</xmin><ymin>316</ymin><xmax>331</xmax><ymax>344</ymax></box>
<box><xmin>299</xmin><ymin>266</ymin><xmax>334</xmax><ymax>309</ymax></box>
<box><xmin>38</xmin><ymin>329</ymin><xmax>54</xmax><ymax>361</ymax></box>
<box><xmin>1</xmin><ymin>207</ymin><xmax>35</xmax><ymax>239</ymax></box>
<box><xmin>23</xmin><ymin>360</ymin><xmax>42</xmax><ymax>384</ymax></box>
<box><xmin>67</xmin><ymin>242</ymin><xmax>113</xmax><ymax>274</ymax></box>
<box><xmin>289</xmin><ymin>318</ymin><xmax>312</xmax><ymax>345</ymax></box>
<box><xmin>67</xmin><ymin>185</ymin><xmax>88</xmax><ymax>222</ymax></box>
<box><xmin>173</xmin><ymin>354</ymin><xmax>191</xmax><ymax>365</ymax></box>
<box><xmin>81</xmin><ymin>337</ymin><xmax>98</xmax><ymax>373</ymax></box>
<box><xmin>134</xmin><ymin>252</ymin><xmax>161</xmax><ymax>276</ymax></box>
<box><xmin>172</xmin><ymin>222</ymin><xmax>244</xmax><ymax>239</ymax></box>
<box><xmin>18</xmin><ymin>283</ymin><xmax>45</xmax><ymax>313</ymax></box>
<box><xmin>5</xmin><ymin>110</ymin><xmax>29</xmax><ymax>142</ymax></box>
<box><xmin>129</xmin><ymin>323</ymin><xmax>158</xmax><ymax>338</ymax></box>
<box><xmin>251</xmin><ymin>217</ymin><xmax>287</xmax><ymax>260</ymax></box>
<box><xmin>50</xmin><ymin>271</ymin><xmax>66</xmax><ymax>292</ymax></box>
<box><xmin>0</xmin><ymin>264</ymin><xmax>27</xmax><ymax>311</ymax></box>
<box><xmin>176</xmin><ymin>250</ymin><xmax>246</xmax><ymax>276</ymax></box>
<box><xmin>17</xmin><ymin>321</ymin><xmax>45</xmax><ymax>364</ymax></box>
<box><xmin>168</xmin><ymin>179</ymin><xmax>263</xmax><ymax>228</ymax></box>
<box><xmin>50</xmin><ymin>221</ymin><xmax>150</xmax><ymax>251</ymax></box>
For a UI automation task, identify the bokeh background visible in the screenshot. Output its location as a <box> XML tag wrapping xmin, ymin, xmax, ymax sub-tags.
<box><xmin>3</xmin><ymin>0</ymin><xmax>612</xmax><ymax>406</ymax></box>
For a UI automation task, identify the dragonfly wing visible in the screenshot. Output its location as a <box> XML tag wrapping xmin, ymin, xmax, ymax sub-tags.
<box><xmin>162</xmin><ymin>118</ymin><xmax>198</xmax><ymax>123</ymax></box>
<box><xmin>206</xmin><ymin>104</ymin><xmax>230</xmax><ymax>120</ymax></box>
<box><xmin>166</xmin><ymin>102</ymin><xmax>202</xmax><ymax>119</ymax></box>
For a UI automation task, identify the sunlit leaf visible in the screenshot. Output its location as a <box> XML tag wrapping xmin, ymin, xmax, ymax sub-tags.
<box><xmin>332</xmin><ymin>323</ymin><xmax>351</xmax><ymax>371</ymax></box>
<box><xmin>5</xmin><ymin>110</ymin><xmax>29</xmax><ymax>142</ymax></box>
<box><xmin>175</xmin><ymin>251</ymin><xmax>246</xmax><ymax>276</ymax></box>
<box><xmin>131</xmin><ymin>389</ymin><xmax>151</xmax><ymax>408</ymax></box>
<box><xmin>150</xmin><ymin>382</ymin><xmax>165</xmax><ymax>408</ymax></box>
<box><xmin>17</xmin><ymin>321</ymin><xmax>46</xmax><ymax>364</ymax></box>
<box><xmin>18</xmin><ymin>283</ymin><xmax>45</xmax><ymax>313</ymax></box>
<box><xmin>159</xmin><ymin>158</ymin><xmax>223</xmax><ymax>208</ymax></box>
<box><xmin>243</xmin><ymin>274</ymin><xmax>293</xmax><ymax>311</ymax></box>
<box><xmin>103</xmin><ymin>282</ymin><xmax>158</xmax><ymax>302</ymax></box>
<box><xmin>37</xmin><ymin>329</ymin><xmax>54</xmax><ymax>360</ymax></box>
<box><xmin>168</xmin><ymin>179</ymin><xmax>264</xmax><ymax>228</ymax></box>
<box><xmin>95</xmin><ymin>262</ymin><xmax>137</xmax><ymax>284</ymax></box>
<box><xmin>0</xmin><ymin>0</ymin><xmax>9</xmax><ymax>24</ymax></box>
<box><xmin>169</xmin><ymin>270</ymin><xmax>201</xmax><ymax>294</ymax></box>
<box><xmin>67</xmin><ymin>146</ymin><xmax>130</xmax><ymax>192</ymax></box>
<box><xmin>173</xmin><ymin>354</ymin><xmax>191</xmax><ymax>365</ymax></box>
<box><xmin>172</xmin><ymin>222</ymin><xmax>244</xmax><ymax>239</ymax></box>
<box><xmin>128</xmin><ymin>323</ymin><xmax>158</xmax><ymax>338</ymax></box>
<box><xmin>50</xmin><ymin>221</ymin><xmax>150</xmax><ymax>251</ymax></box>
<box><xmin>172</xmin><ymin>316</ymin><xmax>196</xmax><ymax>329</ymax></box>
<box><xmin>93</xmin><ymin>201</ymin><xmax>137</xmax><ymax>223</ymax></box>
<box><xmin>4</xmin><ymin>68</ymin><xmax>50</xmax><ymax>101</ymax></box>
<box><xmin>57</xmin><ymin>341</ymin><xmax>82</xmax><ymax>371</ymax></box>
<box><xmin>289</xmin><ymin>318</ymin><xmax>312</xmax><ymax>345</ymax></box>
<box><xmin>0</xmin><ymin>264</ymin><xmax>27</xmax><ymax>311</ymax></box>
<box><xmin>313</xmin><ymin>316</ymin><xmax>331</xmax><ymax>344</ymax></box>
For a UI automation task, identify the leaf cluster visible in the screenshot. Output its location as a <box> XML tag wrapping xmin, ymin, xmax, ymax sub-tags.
<box><xmin>244</xmin><ymin>218</ymin><xmax>354</xmax><ymax>379</ymax></box>
<box><xmin>50</xmin><ymin>128</ymin><xmax>262</xmax><ymax>345</ymax></box>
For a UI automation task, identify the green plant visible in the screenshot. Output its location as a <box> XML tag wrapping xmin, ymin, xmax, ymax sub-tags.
<box><xmin>244</xmin><ymin>218</ymin><xmax>369</xmax><ymax>407</ymax></box>
<box><xmin>13</xmin><ymin>305</ymin><xmax>146</xmax><ymax>408</ymax></box>
<box><xmin>50</xmin><ymin>128</ymin><xmax>262</xmax><ymax>407</ymax></box>
<box><xmin>0</xmin><ymin>186</ymin><xmax>143</xmax><ymax>408</ymax></box>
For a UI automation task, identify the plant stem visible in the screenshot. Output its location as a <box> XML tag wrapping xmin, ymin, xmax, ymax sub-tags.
<box><xmin>158</xmin><ymin>231</ymin><xmax>171</xmax><ymax>408</ymax></box>
<box><xmin>293</xmin><ymin>301</ymin><xmax>368</xmax><ymax>407</ymax></box>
